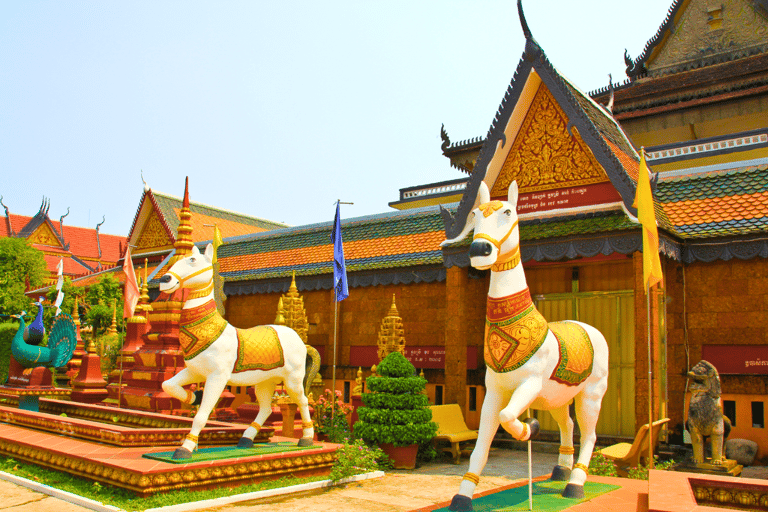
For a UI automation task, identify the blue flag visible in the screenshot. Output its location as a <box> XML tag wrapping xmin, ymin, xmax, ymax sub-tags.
<box><xmin>331</xmin><ymin>202</ymin><xmax>349</xmax><ymax>301</ymax></box>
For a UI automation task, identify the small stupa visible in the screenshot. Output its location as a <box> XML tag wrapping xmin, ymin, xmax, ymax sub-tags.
<box><xmin>377</xmin><ymin>294</ymin><xmax>406</xmax><ymax>361</ymax></box>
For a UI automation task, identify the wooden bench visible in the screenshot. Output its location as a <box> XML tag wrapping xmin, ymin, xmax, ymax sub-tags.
<box><xmin>429</xmin><ymin>404</ymin><xmax>478</xmax><ymax>465</ymax></box>
<box><xmin>599</xmin><ymin>418</ymin><xmax>670</xmax><ymax>476</ymax></box>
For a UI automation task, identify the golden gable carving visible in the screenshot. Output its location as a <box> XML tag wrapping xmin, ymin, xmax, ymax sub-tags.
<box><xmin>28</xmin><ymin>222</ymin><xmax>62</xmax><ymax>248</ymax></box>
<box><xmin>491</xmin><ymin>86</ymin><xmax>608</xmax><ymax>197</ymax></box>
<box><xmin>136</xmin><ymin>210</ymin><xmax>172</xmax><ymax>250</ymax></box>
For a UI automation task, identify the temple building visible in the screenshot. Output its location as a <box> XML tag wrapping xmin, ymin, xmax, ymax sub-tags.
<box><xmin>20</xmin><ymin>0</ymin><xmax>767</xmax><ymax>454</ymax></box>
<box><xmin>1</xmin><ymin>197</ymin><xmax>124</xmax><ymax>285</ymax></box>
<box><xmin>217</xmin><ymin>0</ymin><xmax>768</xmax><ymax>453</ymax></box>
<box><xmin>28</xmin><ymin>182</ymin><xmax>288</xmax><ymax>296</ymax></box>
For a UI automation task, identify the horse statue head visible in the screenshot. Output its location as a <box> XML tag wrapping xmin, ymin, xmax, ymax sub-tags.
<box><xmin>159</xmin><ymin>244</ymin><xmax>215</xmax><ymax>294</ymax></box>
<box><xmin>442</xmin><ymin>180</ymin><xmax>521</xmax><ymax>272</ymax></box>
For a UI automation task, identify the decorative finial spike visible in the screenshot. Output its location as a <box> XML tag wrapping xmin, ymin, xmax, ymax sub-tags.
<box><xmin>183</xmin><ymin>176</ymin><xmax>190</xmax><ymax>209</ymax></box>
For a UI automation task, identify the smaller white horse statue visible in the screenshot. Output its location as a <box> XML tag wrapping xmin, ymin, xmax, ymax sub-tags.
<box><xmin>159</xmin><ymin>244</ymin><xmax>320</xmax><ymax>459</ymax></box>
<box><xmin>442</xmin><ymin>180</ymin><xmax>609</xmax><ymax>509</ymax></box>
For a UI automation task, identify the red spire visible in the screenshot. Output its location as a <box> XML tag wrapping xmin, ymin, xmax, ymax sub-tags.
<box><xmin>183</xmin><ymin>176</ymin><xmax>190</xmax><ymax>209</ymax></box>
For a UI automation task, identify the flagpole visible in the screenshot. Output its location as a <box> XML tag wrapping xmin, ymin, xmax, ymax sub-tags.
<box><xmin>647</xmin><ymin>286</ymin><xmax>654</xmax><ymax>470</ymax></box>
<box><xmin>330</xmin><ymin>200</ymin><xmax>352</xmax><ymax>421</ymax></box>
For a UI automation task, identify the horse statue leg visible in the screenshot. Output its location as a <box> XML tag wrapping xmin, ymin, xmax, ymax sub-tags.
<box><xmin>283</xmin><ymin>372</ymin><xmax>314</xmax><ymax>446</ymax></box>
<box><xmin>238</xmin><ymin>381</ymin><xmax>277</xmax><ymax>448</ymax></box>
<box><xmin>173</xmin><ymin>371</ymin><xmax>232</xmax><ymax>459</ymax></box>
<box><xmin>549</xmin><ymin>404</ymin><xmax>574</xmax><ymax>481</ymax></box>
<box><xmin>449</xmin><ymin>387</ymin><xmax>507</xmax><ymax>511</ymax></box>
<box><xmin>563</xmin><ymin>386</ymin><xmax>603</xmax><ymax>498</ymax></box>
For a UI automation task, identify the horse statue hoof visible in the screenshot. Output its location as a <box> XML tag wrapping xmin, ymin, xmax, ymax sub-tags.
<box><xmin>550</xmin><ymin>465</ymin><xmax>571</xmax><ymax>481</ymax></box>
<box><xmin>523</xmin><ymin>417</ymin><xmax>540</xmax><ymax>440</ymax></box>
<box><xmin>172</xmin><ymin>447</ymin><xmax>193</xmax><ymax>460</ymax></box>
<box><xmin>191</xmin><ymin>390</ymin><xmax>204</xmax><ymax>406</ymax></box>
<box><xmin>297</xmin><ymin>437</ymin><xmax>314</xmax><ymax>447</ymax></box>
<box><xmin>448</xmin><ymin>494</ymin><xmax>473</xmax><ymax>511</ymax></box>
<box><xmin>237</xmin><ymin>437</ymin><xmax>254</xmax><ymax>449</ymax></box>
<box><xmin>562</xmin><ymin>483</ymin><xmax>584</xmax><ymax>499</ymax></box>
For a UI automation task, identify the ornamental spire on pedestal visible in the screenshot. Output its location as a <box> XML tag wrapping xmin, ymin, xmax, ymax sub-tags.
<box><xmin>170</xmin><ymin>176</ymin><xmax>194</xmax><ymax>265</ymax></box>
<box><xmin>275</xmin><ymin>271</ymin><xmax>308</xmax><ymax>343</ymax></box>
<box><xmin>377</xmin><ymin>294</ymin><xmax>406</xmax><ymax>361</ymax></box>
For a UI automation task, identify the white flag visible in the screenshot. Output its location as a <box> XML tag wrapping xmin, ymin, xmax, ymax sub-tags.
<box><xmin>54</xmin><ymin>258</ymin><xmax>64</xmax><ymax>316</ymax></box>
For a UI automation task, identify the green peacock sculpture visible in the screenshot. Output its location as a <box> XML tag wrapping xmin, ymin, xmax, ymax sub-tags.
<box><xmin>11</xmin><ymin>303</ymin><xmax>77</xmax><ymax>369</ymax></box>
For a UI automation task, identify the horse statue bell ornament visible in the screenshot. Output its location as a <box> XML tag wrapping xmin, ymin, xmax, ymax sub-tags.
<box><xmin>441</xmin><ymin>180</ymin><xmax>609</xmax><ymax>509</ymax></box>
<box><xmin>159</xmin><ymin>244</ymin><xmax>321</xmax><ymax>459</ymax></box>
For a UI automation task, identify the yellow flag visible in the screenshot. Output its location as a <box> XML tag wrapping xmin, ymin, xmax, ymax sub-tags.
<box><xmin>212</xmin><ymin>224</ymin><xmax>223</xmax><ymax>264</ymax></box>
<box><xmin>633</xmin><ymin>149</ymin><xmax>663</xmax><ymax>293</ymax></box>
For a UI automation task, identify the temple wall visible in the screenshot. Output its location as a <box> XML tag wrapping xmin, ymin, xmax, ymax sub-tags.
<box><xmin>665</xmin><ymin>256</ymin><xmax>768</xmax><ymax>454</ymax></box>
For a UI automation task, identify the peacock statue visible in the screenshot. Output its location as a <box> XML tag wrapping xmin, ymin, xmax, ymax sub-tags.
<box><xmin>11</xmin><ymin>304</ymin><xmax>77</xmax><ymax>369</ymax></box>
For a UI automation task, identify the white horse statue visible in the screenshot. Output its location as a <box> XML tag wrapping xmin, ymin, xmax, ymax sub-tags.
<box><xmin>442</xmin><ymin>180</ymin><xmax>609</xmax><ymax>509</ymax></box>
<box><xmin>159</xmin><ymin>244</ymin><xmax>320</xmax><ymax>459</ymax></box>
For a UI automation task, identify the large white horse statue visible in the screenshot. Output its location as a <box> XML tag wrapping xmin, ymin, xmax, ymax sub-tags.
<box><xmin>159</xmin><ymin>244</ymin><xmax>320</xmax><ymax>459</ymax></box>
<box><xmin>442</xmin><ymin>180</ymin><xmax>609</xmax><ymax>509</ymax></box>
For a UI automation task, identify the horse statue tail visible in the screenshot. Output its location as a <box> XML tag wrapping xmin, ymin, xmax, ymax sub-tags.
<box><xmin>304</xmin><ymin>345</ymin><xmax>321</xmax><ymax>397</ymax></box>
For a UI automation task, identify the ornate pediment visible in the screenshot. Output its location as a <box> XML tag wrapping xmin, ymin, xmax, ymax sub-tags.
<box><xmin>135</xmin><ymin>209</ymin><xmax>173</xmax><ymax>251</ymax></box>
<box><xmin>27</xmin><ymin>222</ymin><xmax>63</xmax><ymax>248</ymax></box>
<box><xmin>647</xmin><ymin>0</ymin><xmax>768</xmax><ymax>75</ymax></box>
<box><xmin>491</xmin><ymin>85</ymin><xmax>609</xmax><ymax>198</ymax></box>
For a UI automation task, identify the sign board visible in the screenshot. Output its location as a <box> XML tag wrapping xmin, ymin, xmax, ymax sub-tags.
<box><xmin>515</xmin><ymin>182</ymin><xmax>621</xmax><ymax>215</ymax></box>
<box><xmin>350</xmin><ymin>345</ymin><xmax>479</xmax><ymax>370</ymax></box>
<box><xmin>701</xmin><ymin>345</ymin><xmax>768</xmax><ymax>375</ymax></box>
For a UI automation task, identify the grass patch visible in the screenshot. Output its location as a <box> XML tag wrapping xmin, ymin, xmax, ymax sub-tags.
<box><xmin>0</xmin><ymin>456</ymin><xmax>330</xmax><ymax>511</ymax></box>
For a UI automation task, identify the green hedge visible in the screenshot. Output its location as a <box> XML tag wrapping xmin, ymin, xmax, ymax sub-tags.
<box><xmin>354</xmin><ymin>351</ymin><xmax>437</xmax><ymax>448</ymax></box>
<box><xmin>0</xmin><ymin>322</ymin><xmax>19</xmax><ymax>384</ymax></box>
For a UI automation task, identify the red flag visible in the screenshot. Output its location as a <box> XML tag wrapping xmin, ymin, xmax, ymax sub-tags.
<box><xmin>123</xmin><ymin>246</ymin><xmax>140</xmax><ymax>318</ymax></box>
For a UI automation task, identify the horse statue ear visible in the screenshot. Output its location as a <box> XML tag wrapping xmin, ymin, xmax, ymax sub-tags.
<box><xmin>478</xmin><ymin>181</ymin><xmax>491</xmax><ymax>205</ymax></box>
<box><xmin>204</xmin><ymin>243</ymin><xmax>214</xmax><ymax>262</ymax></box>
<box><xmin>191</xmin><ymin>245</ymin><xmax>201</xmax><ymax>256</ymax></box>
<box><xmin>508</xmin><ymin>181</ymin><xmax>519</xmax><ymax>207</ymax></box>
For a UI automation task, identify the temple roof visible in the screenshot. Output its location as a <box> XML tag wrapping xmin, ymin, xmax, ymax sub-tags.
<box><xmin>220</xmin><ymin>206</ymin><xmax>447</xmax><ymax>293</ymax></box>
<box><xmin>1</xmin><ymin>201</ymin><xmax>125</xmax><ymax>280</ymax></box>
<box><xmin>442</xmin><ymin>7</ymin><xmax>641</xmax><ymax>242</ymax></box>
<box><xmin>127</xmin><ymin>188</ymin><xmax>288</xmax><ymax>257</ymax></box>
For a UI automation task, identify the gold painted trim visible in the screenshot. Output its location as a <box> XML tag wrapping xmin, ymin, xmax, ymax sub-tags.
<box><xmin>559</xmin><ymin>446</ymin><xmax>575</xmax><ymax>455</ymax></box>
<box><xmin>574</xmin><ymin>463</ymin><xmax>589</xmax><ymax>474</ymax></box>
<box><xmin>463</xmin><ymin>472</ymin><xmax>480</xmax><ymax>485</ymax></box>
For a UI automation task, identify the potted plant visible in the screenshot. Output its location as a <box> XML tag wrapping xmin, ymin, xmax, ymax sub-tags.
<box><xmin>354</xmin><ymin>351</ymin><xmax>437</xmax><ymax>469</ymax></box>
<box><xmin>313</xmin><ymin>388</ymin><xmax>353</xmax><ymax>443</ymax></box>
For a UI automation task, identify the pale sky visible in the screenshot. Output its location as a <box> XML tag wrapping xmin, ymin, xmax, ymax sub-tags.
<box><xmin>1</xmin><ymin>1</ymin><xmax>674</xmax><ymax>237</ymax></box>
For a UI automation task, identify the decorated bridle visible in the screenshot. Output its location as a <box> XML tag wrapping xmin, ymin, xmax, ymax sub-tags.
<box><xmin>474</xmin><ymin>201</ymin><xmax>522</xmax><ymax>272</ymax></box>
<box><xmin>167</xmin><ymin>265</ymin><xmax>214</xmax><ymax>300</ymax></box>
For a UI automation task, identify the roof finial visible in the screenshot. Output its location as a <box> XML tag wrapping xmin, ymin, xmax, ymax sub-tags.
<box><xmin>0</xmin><ymin>196</ymin><xmax>14</xmax><ymax>237</ymax></box>
<box><xmin>606</xmin><ymin>74</ymin><xmax>615</xmax><ymax>113</ymax></box>
<box><xmin>518</xmin><ymin>0</ymin><xmax>541</xmax><ymax>61</ymax></box>
<box><xmin>183</xmin><ymin>176</ymin><xmax>190</xmax><ymax>209</ymax></box>
<box><xmin>141</xmin><ymin>170</ymin><xmax>149</xmax><ymax>192</ymax></box>
<box><xmin>440</xmin><ymin>124</ymin><xmax>451</xmax><ymax>153</ymax></box>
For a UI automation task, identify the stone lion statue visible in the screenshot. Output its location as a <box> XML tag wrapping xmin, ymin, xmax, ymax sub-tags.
<box><xmin>686</xmin><ymin>360</ymin><xmax>730</xmax><ymax>465</ymax></box>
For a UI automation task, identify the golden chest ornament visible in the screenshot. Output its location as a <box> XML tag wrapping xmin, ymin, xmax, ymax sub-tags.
<box><xmin>484</xmin><ymin>289</ymin><xmax>594</xmax><ymax>385</ymax></box>
<box><xmin>484</xmin><ymin>289</ymin><xmax>548</xmax><ymax>373</ymax></box>
<box><xmin>179</xmin><ymin>300</ymin><xmax>285</xmax><ymax>372</ymax></box>
<box><xmin>179</xmin><ymin>300</ymin><xmax>228</xmax><ymax>360</ymax></box>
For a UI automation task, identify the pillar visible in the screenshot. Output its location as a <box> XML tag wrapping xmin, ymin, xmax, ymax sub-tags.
<box><xmin>444</xmin><ymin>265</ymin><xmax>468</xmax><ymax>408</ymax></box>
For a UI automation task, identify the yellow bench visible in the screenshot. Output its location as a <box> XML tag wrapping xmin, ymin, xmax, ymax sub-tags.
<box><xmin>429</xmin><ymin>404</ymin><xmax>478</xmax><ymax>465</ymax></box>
<box><xmin>599</xmin><ymin>418</ymin><xmax>670</xmax><ymax>477</ymax></box>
